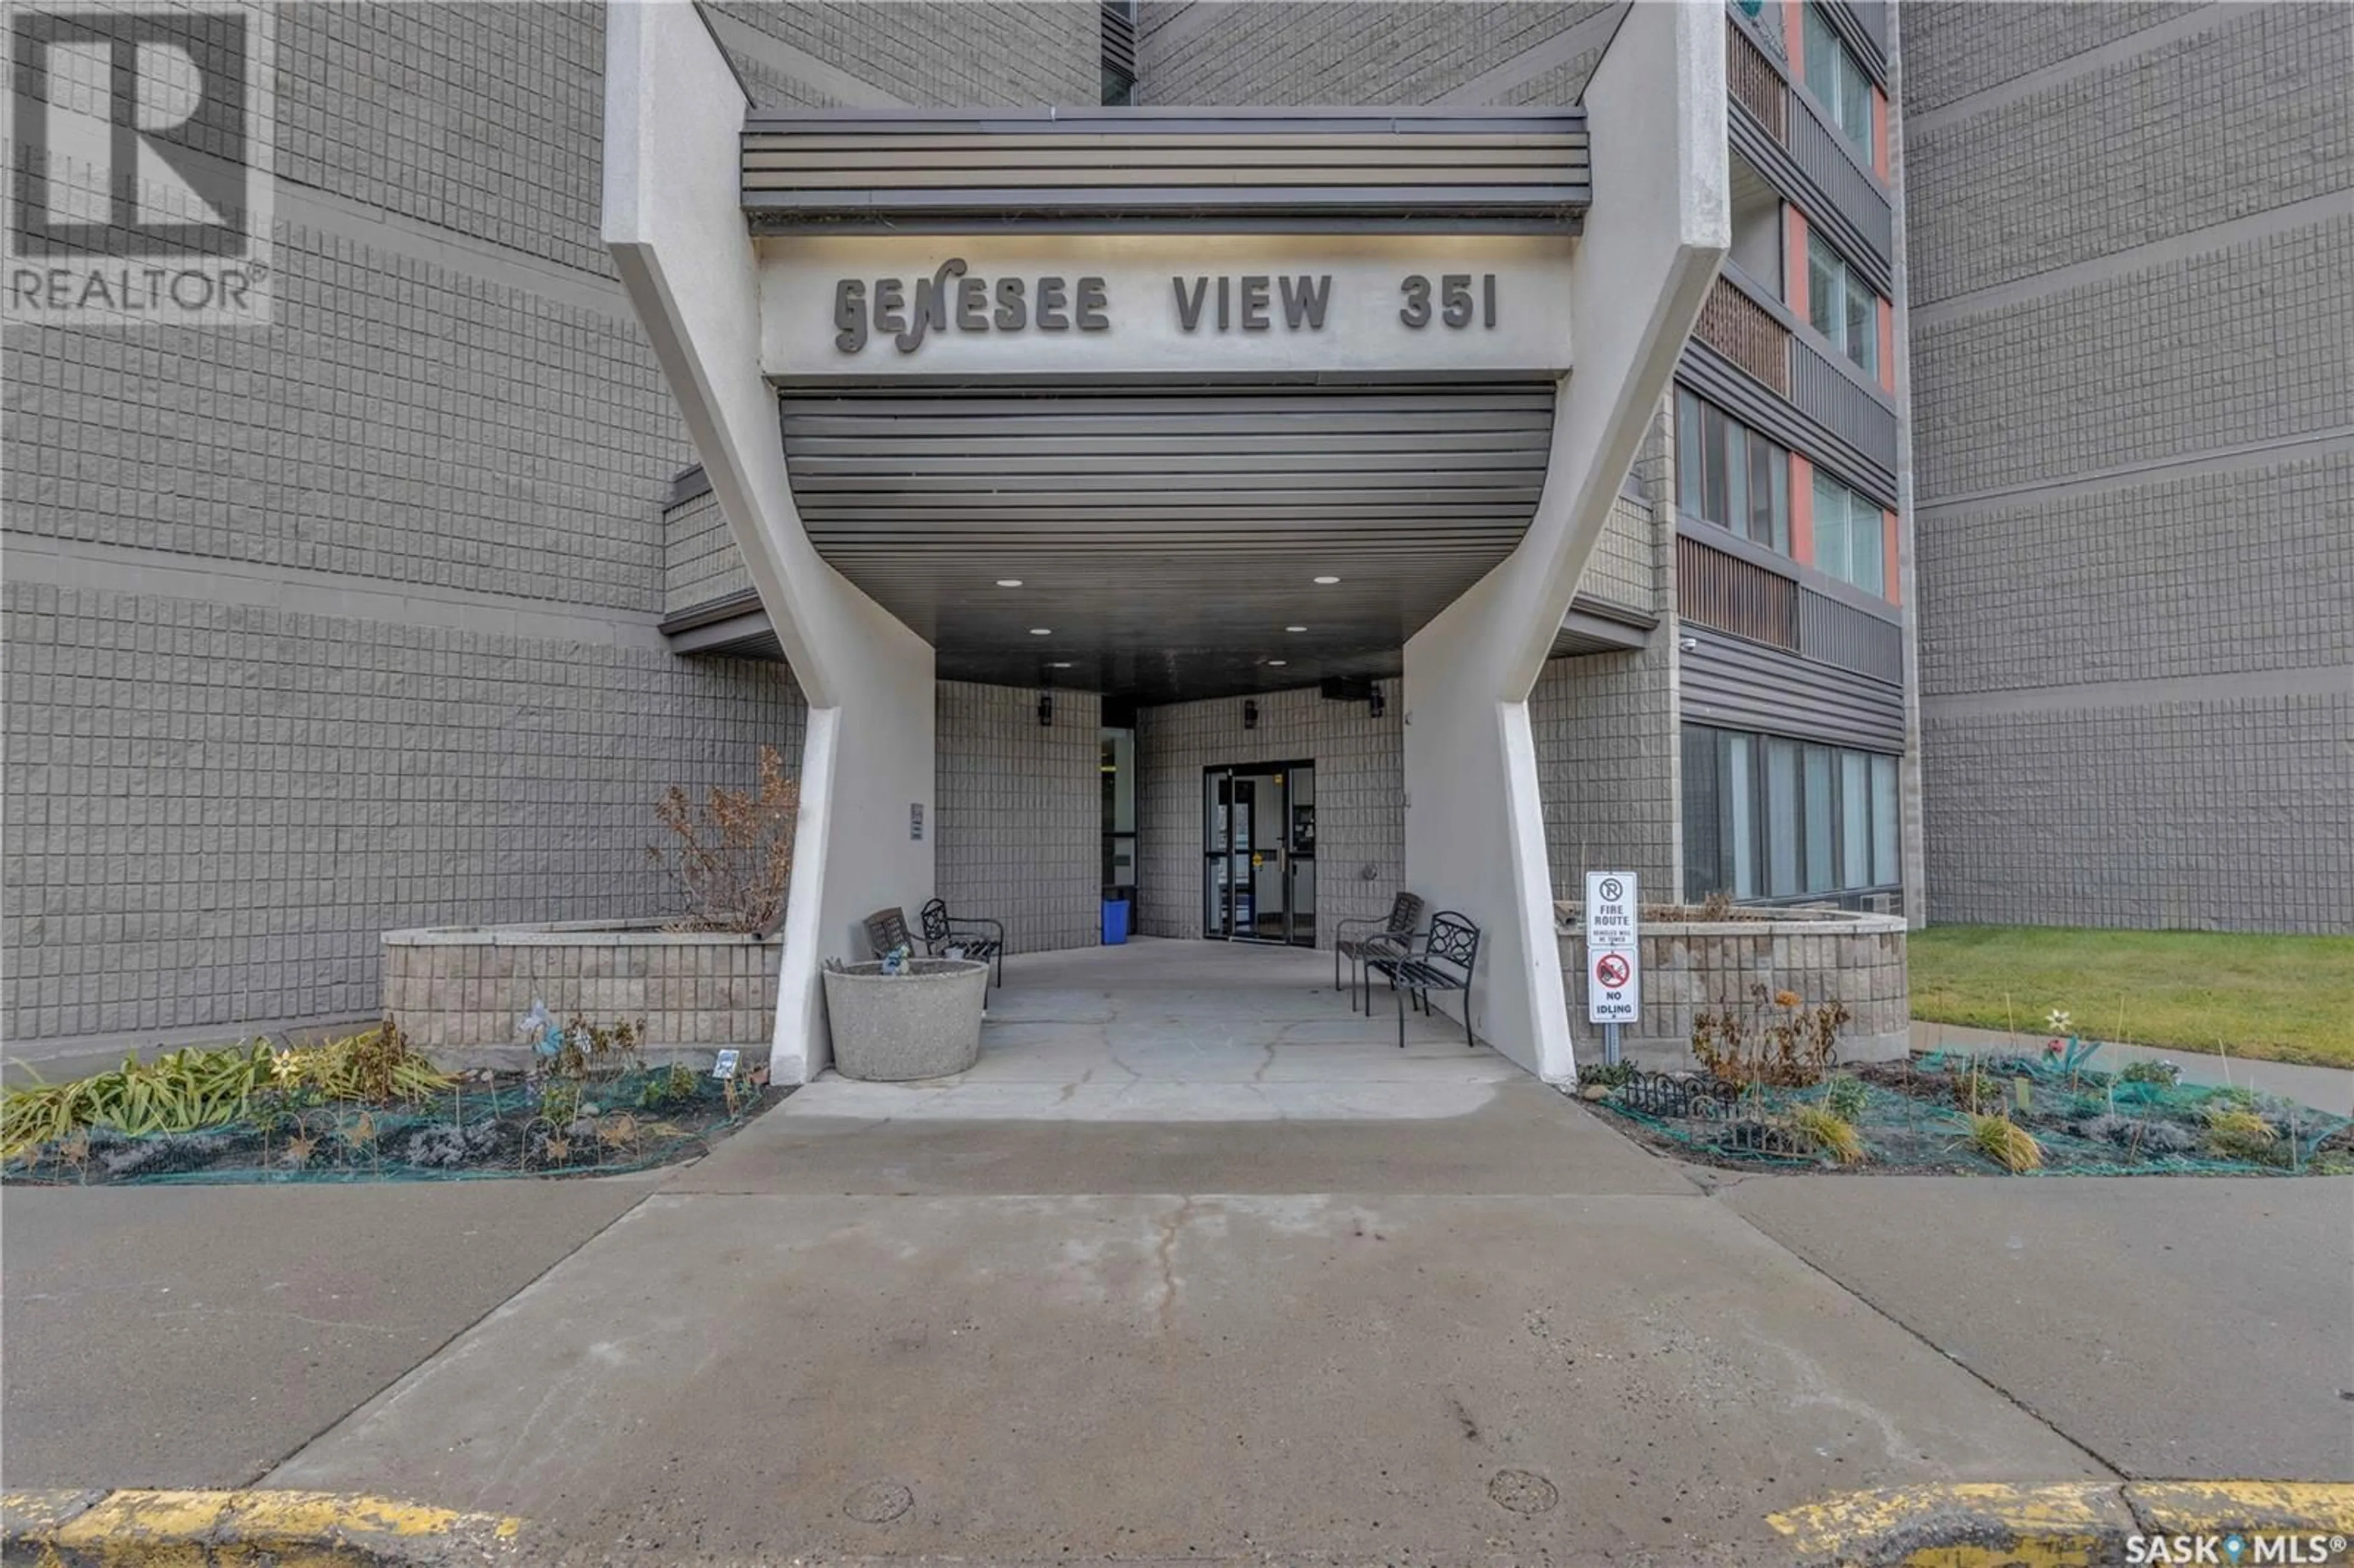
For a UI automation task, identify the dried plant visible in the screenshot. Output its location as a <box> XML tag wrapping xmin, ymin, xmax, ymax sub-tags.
<box><xmin>647</xmin><ymin>745</ymin><xmax>798</xmax><ymax>934</ymax></box>
<box><xmin>1954</xmin><ymin>1111</ymin><xmax>2043</xmax><ymax>1173</ymax></box>
<box><xmin>1697</xmin><ymin>889</ymin><xmax>1737</xmax><ymax>921</ymax></box>
<box><xmin>1786</xmin><ymin>1103</ymin><xmax>1867</xmax><ymax>1166</ymax></box>
<box><xmin>1691</xmin><ymin>984</ymin><xmax>1851</xmax><ymax>1087</ymax></box>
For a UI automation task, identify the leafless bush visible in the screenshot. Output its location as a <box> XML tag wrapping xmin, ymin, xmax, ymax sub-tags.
<box><xmin>647</xmin><ymin>745</ymin><xmax>796</xmax><ymax>933</ymax></box>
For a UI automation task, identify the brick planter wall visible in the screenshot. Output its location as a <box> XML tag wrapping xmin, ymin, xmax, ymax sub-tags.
<box><xmin>383</xmin><ymin>921</ymin><xmax>780</xmax><ymax>1068</ymax></box>
<box><xmin>1558</xmin><ymin>906</ymin><xmax>1909</xmax><ymax>1068</ymax></box>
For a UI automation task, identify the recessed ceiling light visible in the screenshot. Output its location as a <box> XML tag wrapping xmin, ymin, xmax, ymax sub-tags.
<box><xmin>1048</xmin><ymin>661</ymin><xmax>1073</xmax><ymax>669</ymax></box>
<box><xmin>1267</xmin><ymin>659</ymin><xmax>1288</xmax><ymax>667</ymax></box>
<box><xmin>996</xmin><ymin>579</ymin><xmax>1023</xmax><ymax>588</ymax></box>
<box><xmin>1285</xmin><ymin>625</ymin><xmax>1307</xmax><ymax>632</ymax></box>
<box><xmin>1029</xmin><ymin>627</ymin><xmax>1052</xmax><ymax>636</ymax></box>
<box><xmin>1313</xmin><ymin>576</ymin><xmax>1340</xmax><ymax>585</ymax></box>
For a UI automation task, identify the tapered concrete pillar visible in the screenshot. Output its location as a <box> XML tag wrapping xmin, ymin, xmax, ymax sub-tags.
<box><xmin>1402</xmin><ymin>0</ymin><xmax>1729</xmax><ymax>1082</ymax></box>
<box><xmin>603</xmin><ymin>2</ymin><xmax>934</xmax><ymax>1081</ymax></box>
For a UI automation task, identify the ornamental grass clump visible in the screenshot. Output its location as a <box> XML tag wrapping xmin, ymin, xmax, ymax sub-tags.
<box><xmin>3</xmin><ymin>1041</ymin><xmax>278</xmax><ymax>1156</ymax></box>
<box><xmin>1954</xmin><ymin>1110</ymin><xmax>2043</xmax><ymax>1173</ymax></box>
<box><xmin>1786</xmin><ymin>1103</ymin><xmax>1867</xmax><ymax>1167</ymax></box>
<box><xmin>649</xmin><ymin>744</ymin><xmax>798</xmax><ymax>934</ymax></box>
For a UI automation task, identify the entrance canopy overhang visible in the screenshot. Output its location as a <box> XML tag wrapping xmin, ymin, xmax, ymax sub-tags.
<box><xmin>739</xmin><ymin>108</ymin><xmax>1591</xmax><ymax>702</ymax></box>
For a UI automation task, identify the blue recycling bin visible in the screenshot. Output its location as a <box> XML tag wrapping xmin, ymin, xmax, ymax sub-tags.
<box><xmin>1102</xmin><ymin>897</ymin><xmax>1131</xmax><ymax>945</ymax></box>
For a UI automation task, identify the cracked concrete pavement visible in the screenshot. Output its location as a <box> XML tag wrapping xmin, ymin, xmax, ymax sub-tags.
<box><xmin>6</xmin><ymin>942</ymin><xmax>2348</xmax><ymax>1562</ymax></box>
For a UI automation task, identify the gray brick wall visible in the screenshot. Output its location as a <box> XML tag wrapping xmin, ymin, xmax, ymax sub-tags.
<box><xmin>1134</xmin><ymin>684</ymin><xmax>1404</xmax><ymax>945</ymax></box>
<box><xmin>1901</xmin><ymin>2</ymin><xmax>2225</xmax><ymax>115</ymax></box>
<box><xmin>1906</xmin><ymin>6</ymin><xmax>2353</xmax><ymax>305</ymax></box>
<box><xmin>935</xmin><ymin>682</ymin><xmax>1102</xmax><ymax>956</ymax></box>
<box><xmin>1916</xmin><ymin>451</ymin><xmax>2354</xmax><ymax>698</ymax></box>
<box><xmin>1906</xmin><ymin>6</ymin><xmax>2352</xmax><ymax>933</ymax></box>
<box><xmin>664</xmin><ymin>490</ymin><xmax>755</xmax><ymax>617</ymax></box>
<box><xmin>1911</xmin><ymin>215</ymin><xmax>2353</xmax><ymax>503</ymax></box>
<box><xmin>710</xmin><ymin>2</ymin><xmax>1099</xmax><ymax>106</ymax></box>
<box><xmin>1531</xmin><ymin>645</ymin><xmax>1679</xmax><ymax>903</ymax></box>
<box><xmin>1140</xmin><ymin>1</ymin><xmax>1612</xmax><ymax>105</ymax></box>
<box><xmin>1</xmin><ymin>580</ymin><xmax>806</xmax><ymax>1044</ymax></box>
<box><xmin>3</xmin><ymin>220</ymin><xmax>679</xmax><ymax>611</ymax></box>
<box><xmin>6</xmin><ymin>0</ymin><xmax>1114</xmax><ymax>1051</ymax></box>
<box><xmin>1919</xmin><ymin>694</ymin><xmax>2353</xmax><ymax>935</ymax></box>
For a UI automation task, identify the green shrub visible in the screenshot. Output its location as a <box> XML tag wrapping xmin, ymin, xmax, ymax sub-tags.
<box><xmin>1820</xmin><ymin>1074</ymin><xmax>1869</xmax><ymax>1122</ymax></box>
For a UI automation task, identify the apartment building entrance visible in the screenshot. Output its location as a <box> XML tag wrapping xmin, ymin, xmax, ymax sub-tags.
<box><xmin>1202</xmin><ymin>762</ymin><xmax>1316</xmax><ymax>946</ymax></box>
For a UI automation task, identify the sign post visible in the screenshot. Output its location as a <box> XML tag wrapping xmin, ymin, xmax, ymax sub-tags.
<box><xmin>1583</xmin><ymin>871</ymin><xmax>1640</xmax><ymax>1066</ymax></box>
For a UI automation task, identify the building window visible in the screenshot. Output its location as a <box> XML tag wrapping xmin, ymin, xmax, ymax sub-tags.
<box><xmin>1802</xmin><ymin>4</ymin><xmax>1876</xmax><ymax>163</ymax></box>
<box><xmin>1810</xmin><ymin>468</ymin><xmax>1884</xmax><ymax>595</ymax></box>
<box><xmin>1676</xmin><ymin>389</ymin><xmax>1789</xmax><ymax>554</ymax></box>
<box><xmin>1683</xmin><ymin>724</ymin><xmax>1900</xmax><ymax>903</ymax></box>
<box><xmin>1806</xmin><ymin>232</ymin><xmax>1879</xmax><ymax>377</ymax></box>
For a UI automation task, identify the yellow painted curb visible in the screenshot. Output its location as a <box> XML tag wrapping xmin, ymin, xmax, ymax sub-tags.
<box><xmin>1767</xmin><ymin>1480</ymin><xmax>2354</xmax><ymax>1567</ymax></box>
<box><xmin>2</xmin><ymin>1488</ymin><xmax>522</xmax><ymax>1566</ymax></box>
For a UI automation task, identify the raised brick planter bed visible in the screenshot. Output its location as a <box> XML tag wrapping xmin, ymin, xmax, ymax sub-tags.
<box><xmin>1556</xmin><ymin>904</ymin><xmax>1908</xmax><ymax>1068</ymax></box>
<box><xmin>383</xmin><ymin>921</ymin><xmax>780</xmax><ymax>1068</ymax></box>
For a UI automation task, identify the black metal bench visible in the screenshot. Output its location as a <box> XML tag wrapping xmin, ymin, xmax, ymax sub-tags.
<box><xmin>1366</xmin><ymin>910</ymin><xmax>1480</xmax><ymax>1049</ymax></box>
<box><xmin>864</xmin><ymin>907</ymin><xmax>916</xmax><ymax>961</ymax></box>
<box><xmin>1334</xmin><ymin>891</ymin><xmax>1425</xmax><ymax>1013</ymax></box>
<box><xmin>920</xmin><ymin>897</ymin><xmax>1005</xmax><ymax>988</ymax></box>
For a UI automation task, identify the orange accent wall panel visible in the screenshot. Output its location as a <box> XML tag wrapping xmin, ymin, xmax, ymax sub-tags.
<box><xmin>1784</xmin><ymin>0</ymin><xmax>1805</xmax><ymax>75</ymax></box>
<box><xmin>1872</xmin><ymin>88</ymin><xmax>1889</xmax><ymax>181</ymax></box>
<box><xmin>1785</xmin><ymin>207</ymin><xmax>1809</xmax><ymax>319</ymax></box>
<box><xmin>1878</xmin><ymin>297</ymin><xmax>1895</xmax><ymax>392</ymax></box>
<box><xmin>1789</xmin><ymin>453</ymin><xmax>1815</xmax><ymax>566</ymax></box>
<box><xmin>1882</xmin><ymin>509</ymin><xmax>1901</xmax><ymax>604</ymax></box>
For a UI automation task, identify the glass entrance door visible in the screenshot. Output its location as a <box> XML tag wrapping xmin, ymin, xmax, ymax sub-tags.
<box><xmin>1202</xmin><ymin>761</ymin><xmax>1316</xmax><ymax>946</ymax></box>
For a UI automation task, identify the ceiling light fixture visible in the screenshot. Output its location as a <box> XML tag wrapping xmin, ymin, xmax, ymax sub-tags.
<box><xmin>1048</xmin><ymin>661</ymin><xmax>1074</xmax><ymax>669</ymax></box>
<box><xmin>1285</xmin><ymin>625</ymin><xmax>1307</xmax><ymax>633</ymax></box>
<box><xmin>996</xmin><ymin>579</ymin><xmax>1024</xmax><ymax>588</ymax></box>
<box><xmin>1313</xmin><ymin>576</ymin><xmax>1340</xmax><ymax>585</ymax></box>
<box><xmin>1029</xmin><ymin>627</ymin><xmax>1052</xmax><ymax>636</ymax></box>
<box><xmin>1267</xmin><ymin>659</ymin><xmax>1287</xmax><ymax>667</ymax></box>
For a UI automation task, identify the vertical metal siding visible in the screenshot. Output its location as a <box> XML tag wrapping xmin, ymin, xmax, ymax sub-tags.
<box><xmin>1796</xmin><ymin>588</ymin><xmax>1903</xmax><ymax>684</ymax></box>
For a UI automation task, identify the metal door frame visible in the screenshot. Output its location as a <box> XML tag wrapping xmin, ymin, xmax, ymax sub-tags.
<box><xmin>1202</xmin><ymin>759</ymin><xmax>1315</xmax><ymax>946</ymax></box>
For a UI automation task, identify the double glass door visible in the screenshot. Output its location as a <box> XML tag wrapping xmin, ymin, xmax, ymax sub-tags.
<box><xmin>1202</xmin><ymin>761</ymin><xmax>1316</xmax><ymax>946</ymax></box>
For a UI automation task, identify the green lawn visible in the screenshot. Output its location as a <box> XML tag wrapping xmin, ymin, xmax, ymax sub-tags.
<box><xmin>1908</xmin><ymin>925</ymin><xmax>2354</xmax><ymax>1070</ymax></box>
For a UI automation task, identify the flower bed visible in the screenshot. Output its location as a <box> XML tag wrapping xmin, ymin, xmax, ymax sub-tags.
<box><xmin>2</xmin><ymin>1019</ymin><xmax>783</xmax><ymax>1186</ymax></box>
<box><xmin>1585</xmin><ymin>1043</ymin><xmax>2351</xmax><ymax>1176</ymax></box>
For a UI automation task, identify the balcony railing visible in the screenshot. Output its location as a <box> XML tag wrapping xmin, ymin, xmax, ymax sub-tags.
<box><xmin>1693</xmin><ymin>274</ymin><xmax>1790</xmax><ymax>397</ymax></box>
<box><xmin>1678</xmin><ymin>535</ymin><xmax>1797</xmax><ymax>650</ymax></box>
<box><xmin>1726</xmin><ymin>18</ymin><xmax>1786</xmax><ymax>142</ymax></box>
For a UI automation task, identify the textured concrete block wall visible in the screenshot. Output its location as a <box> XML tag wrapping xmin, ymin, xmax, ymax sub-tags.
<box><xmin>664</xmin><ymin>491</ymin><xmax>755</xmax><ymax>618</ymax></box>
<box><xmin>1560</xmin><ymin>915</ymin><xmax>1911</xmax><ymax>1067</ymax></box>
<box><xmin>1134</xmin><ymin>684</ymin><xmax>1404</xmax><ymax>946</ymax></box>
<box><xmin>2</xmin><ymin>581</ymin><xmax>806</xmax><ymax>1045</ymax></box>
<box><xmin>383</xmin><ymin>926</ymin><xmax>783</xmax><ymax>1059</ymax></box>
<box><xmin>1905</xmin><ymin>2</ymin><xmax>2353</xmax><ymax>932</ymax></box>
<box><xmin>1140</xmin><ymin>2</ymin><xmax>1614</xmax><ymax>105</ymax></box>
<box><xmin>934</xmin><ymin>682</ymin><xmax>1102</xmax><ymax>956</ymax></box>
<box><xmin>1919</xmin><ymin>694</ymin><xmax>2353</xmax><ymax>935</ymax></box>
<box><xmin>7</xmin><ymin>0</ymin><xmax>1101</xmax><ymax>1052</ymax></box>
<box><xmin>1531</xmin><ymin>646</ymin><xmax>1679</xmax><ymax>905</ymax></box>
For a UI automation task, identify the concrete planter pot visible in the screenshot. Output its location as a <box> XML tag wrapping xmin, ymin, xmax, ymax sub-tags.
<box><xmin>822</xmin><ymin>959</ymin><xmax>990</xmax><ymax>1081</ymax></box>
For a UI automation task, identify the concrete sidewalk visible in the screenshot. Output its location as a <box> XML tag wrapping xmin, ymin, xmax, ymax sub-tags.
<box><xmin>7</xmin><ymin>946</ymin><xmax>2347</xmax><ymax>1562</ymax></box>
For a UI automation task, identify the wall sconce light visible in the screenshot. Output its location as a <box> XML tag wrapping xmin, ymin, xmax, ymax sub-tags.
<box><xmin>1038</xmin><ymin>691</ymin><xmax>1054</xmax><ymax>728</ymax></box>
<box><xmin>1369</xmin><ymin>688</ymin><xmax>1386</xmax><ymax>719</ymax></box>
<box><xmin>1243</xmin><ymin>699</ymin><xmax>1259</xmax><ymax>731</ymax></box>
